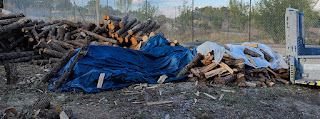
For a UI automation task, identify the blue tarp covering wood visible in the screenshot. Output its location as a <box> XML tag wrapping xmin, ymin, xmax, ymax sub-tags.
<box><xmin>49</xmin><ymin>34</ymin><xmax>194</xmax><ymax>93</ymax></box>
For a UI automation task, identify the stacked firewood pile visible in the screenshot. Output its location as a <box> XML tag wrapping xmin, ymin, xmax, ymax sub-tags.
<box><xmin>177</xmin><ymin>44</ymin><xmax>290</xmax><ymax>88</ymax></box>
<box><xmin>103</xmin><ymin>14</ymin><xmax>160</xmax><ymax>49</ymax></box>
<box><xmin>0</xmin><ymin>13</ymin><xmax>161</xmax><ymax>65</ymax></box>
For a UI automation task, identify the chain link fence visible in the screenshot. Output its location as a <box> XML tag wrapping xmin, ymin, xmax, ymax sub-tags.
<box><xmin>3</xmin><ymin>0</ymin><xmax>320</xmax><ymax>44</ymax></box>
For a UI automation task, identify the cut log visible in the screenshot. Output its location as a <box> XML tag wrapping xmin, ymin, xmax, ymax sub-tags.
<box><xmin>224</xmin><ymin>59</ymin><xmax>245</xmax><ymax>66</ymax></box>
<box><xmin>35</xmin><ymin>28</ymin><xmax>50</xmax><ymax>40</ymax></box>
<box><xmin>259</xmin><ymin>73</ymin><xmax>275</xmax><ymax>87</ymax></box>
<box><xmin>47</xmin><ymin>40</ymin><xmax>68</xmax><ymax>54</ymax></box>
<box><xmin>61</xmin><ymin>20</ymin><xmax>81</xmax><ymax>28</ymax></box>
<box><xmin>65</xmin><ymin>40</ymin><xmax>84</xmax><ymax>48</ymax></box>
<box><xmin>51</xmin><ymin>39</ymin><xmax>74</xmax><ymax>49</ymax></box>
<box><xmin>4</xmin><ymin>63</ymin><xmax>18</xmax><ymax>84</ymax></box>
<box><xmin>260</xmin><ymin>80</ymin><xmax>268</xmax><ymax>88</ymax></box>
<box><xmin>214</xmin><ymin>74</ymin><xmax>237</xmax><ymax>85</ymax></box>
<box><xmin>204</xmin><ymin>67</ymin><xmax>228</xmax><ymax>79</ymax></box>
<box><xmin>260</xmin><ymin>49</ymin><xmax>274</xmax><ymax>62</ymax></box>
<box><xmin>150</xmin><ymin>24</ymin><xmax>160</xmax><ymax>32</ymax></box>
<box><xmin>176</xmin><ymin>53</ymin><xmax>203</xmax><ymax>77</ymax></box>
<box><xmin>0</xmin><ymin>51</ymin><xmax>37</xmax><ymax>60</ymax></box>
<box><xmin>244</xmin><ymin>48</ymin><xmax>261</xmax><ymax>57</ymax></box>
<box><xmin>51</xmin><ymin>37</ymin><xmax>91</xmax><ymax>90</ymax></box>
<box><xmin>119</xmin><ymin>14</ymin><xmax>129</xmax><ymax>28</ymax></box>
<box><xmin>0</xmin><ymin>13</ymin><xmax>25</xmax><ymax>20</ymax></box>
<box><xmin>106</xmin><ymin>15</ymin><xmax>121</xmax><ymax>21</ymax></box>
<box><xmin>218</xmin><ymin>62</ymin><xmax>234</xmax><ymax>74</ymax></box>
<box><xmin>0</xmin><ymin>19</ymin><xmax>31</xmax><ymax>34</ymax></box>
<box><xmin>134</xmin><ymin>41</ymin><xmax>142</xmax><ymax>50</ymax></box>
<box><xmin>64</xmin><ymin>32</ymin><xmax>71</xmax><ymax>41</ymax></box>
<box><xmin>243</xmin><ymin>43</ymin><xmax>258</xmax><ymax>48</ymax></box>
<box><xmin>43</xmin><ymin>48</ymin><xmax>64</xmax><ymax>58</ymax></box>
<box><xmin>138</xmin><ymin>20</ymin><xmax>156</xmax><ymax>36</ymax></box>
<box><xmin>128</xmin><ymin>20</ymin><xmax>147</xmax><ymax>35</ymax></box>
<box><xmin>85</xmin><ymin>23</ymin><xmax>96</xmax><ymax>31</ymax></box>
<box><xmin>41</xmin><ymin>49</ymin><xmax>77</xmax><ymax>83</ymax></box>
<box><xmin>48</xmin><ymin>27</ymin><xmax>57</xmax><ymax>39</ymax></box>
<box><xmin>0</xmin><ymin>18</ymin><xmax>19</xmax><ymax>25</ymax></box>
<box><xmin>33</xmin><ymin>39</ymin><xmax>50</xmax><ymax>49</ymax></box>
<box><xmin>235</xmin><ymin>62</ymin><xmax>245</xmax><ymax>69</ymax></box>
<box><xmin>3</xmin><ymin>55</ymin><xmax>41</xmax><ymax>63</ymax></box>
<box><xmin>115</xmin><ymin>18</ymin><xmax>137</xmax><ymax>38</ymax></box>
<box><xmin>216</xmin><ymin>43</ymin><xmax>230</xmax><ymax>51</ymax></box>
<box><xmin>56</xmin><ymin>26</ymin><xmax>66</xmax><ymax>41</ymax></box>
<box><xmin>81</xmin><ymin>29</ymin><xmax>117</xmax><ymax>44</ymax></box>
<box><xmin>8</xmin><ymin>37</ymin><xmax>25</xmax><ymax>50</ymax></box>
<box><xmin>199</xmin><ymin>61</ymin><xmax>217</xmax><ymax>73</ymax></box>
<box><xmin>246</xmin><ymin>54</ymin><xmax>257</xmax><ymax>67</ymax></box>
<box><xmin>276</xmin><ymin>77</ymin><xmax>290</xmax><ymax>85</ymax></box>
<box><xmin>49</xmin><ymin>58</ymin><xmax>61</xmax><ymax>63</ymax></box>
<box><xmin>236</xmin><ymin>73</ymin><xmax>246</xmax><ymax>87</ymax></box>
<box><xmin>190</xmin><ymin>68</ymin><xmax>205</xmax><ymax>79</ymax></box>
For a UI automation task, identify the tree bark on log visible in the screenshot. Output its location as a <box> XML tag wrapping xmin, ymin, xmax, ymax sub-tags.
<box><xmin>43</xmin><ymin>48</ymin><xmax>64</xmax><ymax>58</ymax></box>
<box><xmin>81</xmin><ymin>29</ymin><xmax>117</xmax><ymax>44</ymax></box>
<box><xmin>115</xmin><ymin>18</ymin><xmax>137</xmax><ymax>38</ymax></box>
<box><xmin>51</xmin><ymin>39</ymin><xmax>74</xmax><ymax>49</ymax></box>
<box><xmin>51</xmin><ymin>37</ymin><xmax>90</xmax><ymax>90</ymax></box>
<box><xmin>56</xmin><ymin>26</ymin><xmax>66</xmax><ymax>41</ymax></box>
<box><xmin>65</xmin><ymin>40</ymin><xmax>84</xmax><ymax>48</ymax></box>
<box><xmin>0</xmin><ymin>51</ymin><xmax>37</xmax><ymax>60</ymax></box>
<box><xmin>0</xmin><ymin>18</ymin><xmax>19</xmax><ymax>25</ymax></box>
<box><xmin>85</xmin><ymin>23</ymin><xmax>96</xmax><ymax>31</ymax></box>
<box><xmin>119</xmin><ymin>14</ymin><xmax>129</xmax><ymax>28</ymax></box>
<box><xmin>138</xmin><ymin>21</ymin><xmax>156</xmax><ymax>36</ymax></box>
<box><xmin>244</xmin><ymin>48</ymin><xmax>261</xmax><ymax>57</ymax></box>
<box><xmin>106</xmin><ymin>15</ymin><xmax>121</xmax><ymax>21</ymax></box>
<box><xmin>8</xmin><ymin>37</ymin><xmax>25</xmax><ymax>50</ymax></box>
<box><xmin>41</xmin><ymin>49</ymin><xmax>77</xmax><ymax>83</ymax></box>
<box><xmin>260</xmin><ymin>49</ymin><xmax>274</xmax><ymax>62</ymax></box>
<box><xmin>3</xmin><ymin>55</ymin><xmax>41</xmax><ymax>63</ymax></box>
<box><xmin>0</xmin><ymin>19</ymin><xmax>31</xmax><ymax>34</ymax></box>
<box><xmin>47</xmin><ymin>40</ymin><xmax>68</xmax><ymax>54</ymax></box>
<box><xmin>176</xmin><ymin>53</ymin><xmax>203</xmax><ymax>77</ymax></box>
<box><xmin>214</xmin><ymin>74</ymin><xmax>237</xmax><ymax>85</ymax></box>
<box><xmin>61</xmin><ymin>20</ymin><xmax>81</xmax><ymax>28</ymax></box>
<box><xmin>0</xmin><ymin>13</ymin><xmax>25</xmax><ymax>20</ymax></box>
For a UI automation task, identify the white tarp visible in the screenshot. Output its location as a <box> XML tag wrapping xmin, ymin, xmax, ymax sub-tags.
<box><xmin>196</xmin><ymin>42</ymin><xmax>288</xmax><ymax>69</ymax></box>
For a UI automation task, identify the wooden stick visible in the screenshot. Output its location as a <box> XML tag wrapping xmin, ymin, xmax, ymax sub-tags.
<box><xmin>146</xmin><ymin>101</ymin><xmax>173</xmax><ymax>106</ymax></box>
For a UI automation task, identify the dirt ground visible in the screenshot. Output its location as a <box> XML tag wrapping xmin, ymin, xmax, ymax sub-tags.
<box><xmin>1</xmin><ymin>45</ymin><xmax>320</xmax><ymax>119</ymax></box>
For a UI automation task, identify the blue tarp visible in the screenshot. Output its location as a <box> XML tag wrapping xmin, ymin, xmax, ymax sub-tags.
<box><xmin>49</xmin><ymin>34</ymin><xmax>194</xmax><ymax>93</ymax></box>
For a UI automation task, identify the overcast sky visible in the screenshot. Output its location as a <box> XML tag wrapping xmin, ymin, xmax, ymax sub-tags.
<box><xmin>74</xmin><ymin>0</ymin><xmax>320</xmax><ymax>18</ymax></box>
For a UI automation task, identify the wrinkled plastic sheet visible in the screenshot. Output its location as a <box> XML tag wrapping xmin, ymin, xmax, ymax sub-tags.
<box><xmin>49</xmin><ymin>34</ymin><xmax>194</xmax><ymax>93</ymax></box>
<box><xmin>197</xmin><ymin>42</ymin><xmax>288</xmax><ymax>69</ymax></box>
